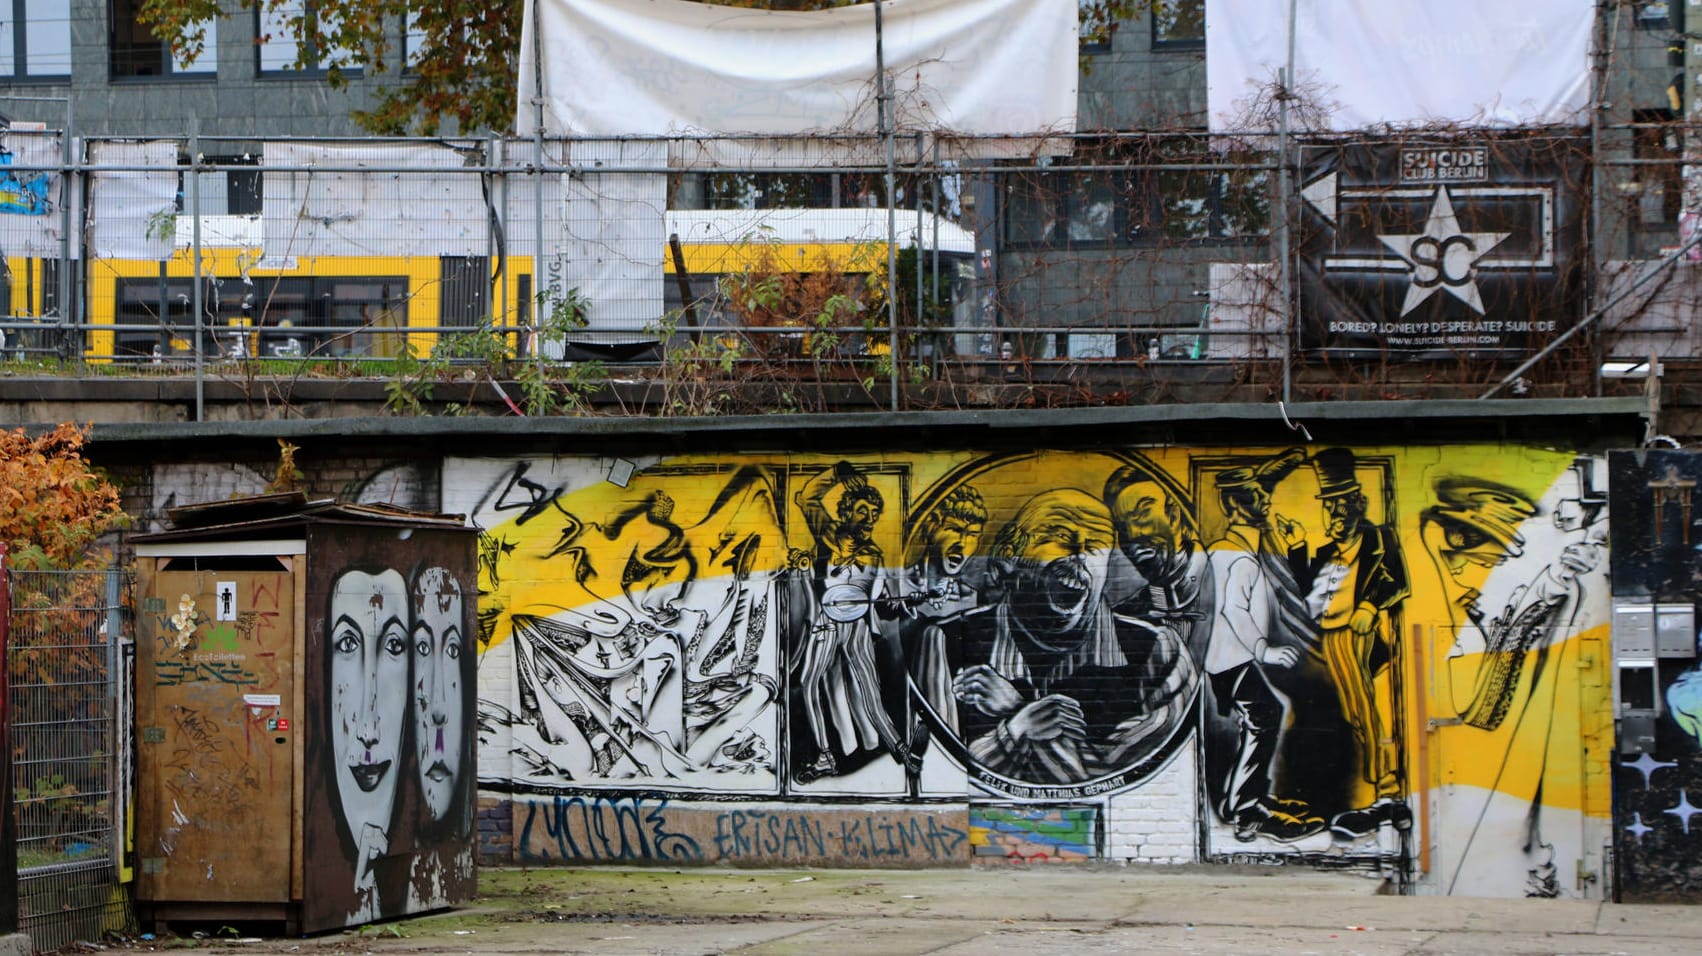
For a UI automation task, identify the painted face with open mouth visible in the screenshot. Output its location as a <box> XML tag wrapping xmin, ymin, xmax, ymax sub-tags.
<box><xmin>329</xmin><ymin>568</ymin><xmax>409</xmax><ymax>842</ymax></box>
<box><xmin>412</xmin><ymin>567</ymin><xmax>465</xmax><ymax>823</ymax></box>
<box><xmin>1000</xmin><ymin>490</ymin><xmax>1116</xmax><ymax>637</ymax></box>
<box><xmin>931</xmin><ymin>517</ymin><xmax>984</xmax><ymax>577</ymax></box>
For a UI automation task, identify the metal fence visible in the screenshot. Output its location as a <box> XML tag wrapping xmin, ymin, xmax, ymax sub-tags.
<box><xmin>0</xmin><ymin>127</ymin><xmax>1694</xmax><ymax>407</ymax></box>
<box><xmin>6</xmin><ymin>567</ymin><xmax>133</xmax><ymax>953</ymax></box>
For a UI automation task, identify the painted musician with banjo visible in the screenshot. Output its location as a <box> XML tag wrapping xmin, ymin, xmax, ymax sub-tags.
<box><xmin>790</xmin><ymin>460</ymin><xmax>912</xmax><ymax>783</ymax></box>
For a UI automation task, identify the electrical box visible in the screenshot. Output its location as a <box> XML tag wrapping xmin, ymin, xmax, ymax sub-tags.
<box><xmin>1614</xmin><ymin>604</ymin><xmax>1656</xmax><ymax>657</ymax></box>
<box><xmin>1655</xmin><ymin>603</ymin><xmax>1697</xmax><ymax>658</ymax></box>
<box><xmin>132</xmin><ymin>494</ymin><xmax>477</xmax><ymax>934</ymax></box>
<box><xmin>1617</xmin><ymin>660</ymin><xmax>1662</xmax><ymax>755</ymax></box>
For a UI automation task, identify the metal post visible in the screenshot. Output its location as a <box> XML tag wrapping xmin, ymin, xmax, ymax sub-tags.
<box><xmin>104</xmin><ymin>567</ymin><xmax>123</xmax><ymax>874</ymax></box>
<box><xmin>59</xmin><ymin>96</ymin><xmax>74</xmax><ymax>369</ymax></box>
<box><xmin>0</xmin><ymin>544</ymin><xmax>15</xmax><ymax>935</ymax></box>
<box><xmin>189</xmin><ymin>119</ymin><xmax>204</xmax><ymax>421</ymax></box>
<box><xmin>878</xmin><ymin>0</ymin><xmax>900</xmax><ymax>411</ymax></box>
<box><xmin>533</xmin><ymin>0</ymin><xmax>549</xmax><ymax>370</ymax></box>
<box><xmin>1276</xmin><ymin>0</ymin><xmax>1299</xmax><ymax>405</ymax></box>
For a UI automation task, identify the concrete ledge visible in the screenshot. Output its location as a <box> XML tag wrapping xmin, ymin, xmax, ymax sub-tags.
<box><xmin>0</xmin><ymin>932</ymin><xmax>32</xmax><ymax>956</ymax></box>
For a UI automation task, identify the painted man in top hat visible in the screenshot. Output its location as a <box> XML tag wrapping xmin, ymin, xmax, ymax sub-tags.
<box><xmin>1302</xmin><ymin>448</ymin><xmax>1409</xmax><ymax>812</ymax></box>
<box><xmin>1205</xmin><ymin>448</ymin><xmax>1325</xmax><ymax>842</ymax></box>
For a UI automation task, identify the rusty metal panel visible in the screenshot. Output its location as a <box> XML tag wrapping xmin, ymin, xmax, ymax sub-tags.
<box><xmin>301</xmin><ymin>525</ymin><xmax>477</xmax><ymax>932</ymax></box>
<box><xmin>135</xmin><ymin>566</ymin><xmax>297</xmax><ymax>904</ymax></box>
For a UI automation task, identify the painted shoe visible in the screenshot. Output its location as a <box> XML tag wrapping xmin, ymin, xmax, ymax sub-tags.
<box><xmin>1234</xmin><ymin>802</ymin><xmax>1326</xmax><ymax>842</ymax></box>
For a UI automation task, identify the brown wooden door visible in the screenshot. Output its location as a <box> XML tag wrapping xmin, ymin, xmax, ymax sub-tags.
<box><xmin>136</xmin><ymin>566</ymin><xmax>296</xmax><ymax>902</ymax></box>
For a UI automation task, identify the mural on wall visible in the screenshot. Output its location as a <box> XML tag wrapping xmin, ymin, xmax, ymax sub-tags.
<box><xmin>450</xmin><ymin>445</ymin><xmax>1612</xmax><ymax>891</ymax></box>
<box><xmin>1607</xmin><ymin>450</ymin><xmax>1702</xmax><ymax>903</ymax></box>
<box><xmin>1425</xmin><ymin>457</ymin><xmax>1610</xmax><ymax>898</ymax></box>
<box><xmin>468</xmin><ymin>459</ymin><xmax>784</xmax><ymax>793</ymax></box>
<box><xmin>306</xmin><ymin>532</ymin><xmax>477</xmax><ymax>929</ymax></box>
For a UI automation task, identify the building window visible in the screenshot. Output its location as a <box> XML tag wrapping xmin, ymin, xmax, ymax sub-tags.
<box><xmin>1001</xmin><ymin>139</ymin><xmax>1269</xmax><ymax>249</ymax></box>
<box><xmin>1151</xmin><ymin>0</ymin><xmax>1204</xmax><ymax>50</ymax></box>
<box><xmin>111</xmin><ymin>0</ymin><xmax>216</xmax><ymax>79</ymax></box>
<box><xmin>257</xmin><ymin>1</ymin><xmax>358</xmax><ymax>76</ymax></box>
<box><xmin>404</xmin><ymin>5</ymin><xmax>426</xmax><ymax>72</ymax></box>
<box><xmin>0</xmin><ymin>0</ymin><xmax>72</xmax><ymax>80</ymax></box>
<box><xmin>1080</xmin><ymin>0</ymin><xmax>1112</xmax><ymax>54</ymax></box>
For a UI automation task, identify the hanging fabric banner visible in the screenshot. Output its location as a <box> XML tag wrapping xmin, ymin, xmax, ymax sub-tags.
<box><xmin>517</xmin><ymin>0</ymin><xmax>1078</xmax><ymax>155</ymax></box>
<box><xmin>1206</xmin><ymin>0</ymin><xmax>1593</xmax><ymax>132</ymax></box>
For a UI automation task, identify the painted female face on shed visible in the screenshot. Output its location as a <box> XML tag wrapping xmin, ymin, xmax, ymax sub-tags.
<box><xmin>411</xmin><ymin>567</ymin><xmax>465</xmax><ymax>823</ymax></box>
<box><xmin>328</xmin><ymin>568</ymin><xmax>410</xmax><ymax>841</ymax></box>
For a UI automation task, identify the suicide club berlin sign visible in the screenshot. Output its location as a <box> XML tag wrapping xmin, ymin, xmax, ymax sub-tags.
<box><xmin>1297</xmin><ymin>137</ymin><xmax>1587</xmax><ymax>357</ymax></box>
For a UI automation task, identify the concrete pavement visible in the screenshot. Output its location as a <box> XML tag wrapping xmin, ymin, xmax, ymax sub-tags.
<box><xmin>170</xmin><ymin>866</ymin><xmax>1698</xmax><ymax>956</ymax></box>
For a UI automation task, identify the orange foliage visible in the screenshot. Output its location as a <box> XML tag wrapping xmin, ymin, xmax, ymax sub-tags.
<box><xmin>0</xmin><ymin>423</ymin><xmax>127</xmax><ymax>570</ymax></box>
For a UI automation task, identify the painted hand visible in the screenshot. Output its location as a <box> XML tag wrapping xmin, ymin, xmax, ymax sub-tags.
<box><xmin>953</xmin><ymin>664</ymin><xmax>1022</xmax><ymax>717</ymax></box>
<box><xmin>355</xmin><ymin>822</ymin><xmax>388</xmax><ymax>892</ymax></box>
<box><xmin>1261</xmin><ymin>644</ymin><xmax>1301</xmax><ymax>669</ymax></box>
<box><xmin>1350</xmin><ymin>605</ymin><xmax>1376</xmax><ymax>636</ymax></box>
<box><xmin>1005</xmin><ymin>694</ymin><xmax>1087</xmax><ymax>744</ymax></box>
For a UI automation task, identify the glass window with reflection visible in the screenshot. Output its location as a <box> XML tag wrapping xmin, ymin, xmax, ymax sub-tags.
<box><xmin>111</xmin><ymin>0</ymin><xmax>216</xmax><ymax>79</ymax></box>
<box><xmin>1</xmin><ymin>0</ymin><xmax>72</xmax><ymax>80</ymax></box>
<box><xmin>1151</xmin><ymin>0</ymin><xmax>1204</xmax><ymax>49</ymax></box>
<box><xmin>257</xmin><ymin>1</ymin><xmax>358</xmax><ymax>75</ymax></box>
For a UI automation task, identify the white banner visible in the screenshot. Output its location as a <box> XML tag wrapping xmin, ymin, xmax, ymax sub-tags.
<box><xmin>517</xmin><ymin>0</ymin><xmax>1077</xmax><ymax>147</ymax></box>
<box><xmin>88</xmin><ymin>140</ymin><xmax>176</xmax><ymax>260</ymax></box>
<box><xmin>499</xmin><ymin>140</ymin><xmax>666</xmax><ymax>342</ymax></box>
<box><xmin>1206</xmin><ymin>0</ymin><xmax>1592</xmax><ymax>132</ymax></box>
<box><xmin>262</xmin><ymin>143</ymin><xmax>488</xmax><ymax>258</ymax></box>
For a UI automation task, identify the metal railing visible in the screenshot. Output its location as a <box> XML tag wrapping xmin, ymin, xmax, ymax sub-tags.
<box><xmin>0</xmin><ymin>129</ymin><xmax>1687</xmax><ymax>408</ymax></box>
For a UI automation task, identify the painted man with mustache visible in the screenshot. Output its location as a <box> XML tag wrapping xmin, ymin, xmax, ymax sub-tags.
<box><xmin>918</xmin><ymin>489</ymin><xmax>1197</xmax><ymax>786</ymax></box>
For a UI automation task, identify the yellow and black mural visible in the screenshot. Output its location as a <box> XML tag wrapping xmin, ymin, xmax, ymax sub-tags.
<box><xmin>449</xmin><ymin>444</ymin><xmax>1613</xmax><ymax>895</ymax></box>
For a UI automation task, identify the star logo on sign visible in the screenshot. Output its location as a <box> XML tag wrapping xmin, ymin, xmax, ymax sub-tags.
<box><xmin>1378</xmin><ymin>186</ymin><xmax>1509</xmax><ymax>316</ymax></box>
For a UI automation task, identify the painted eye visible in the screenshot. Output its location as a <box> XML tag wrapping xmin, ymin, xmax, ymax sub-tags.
<box><xmin>416</xmin><ymin>637</ymin><xmax>432</xmax><ymax>657</ymax></box>
<box><xmin>333</xmin><ymin>628</ymin><xmax>360</xmax><ymax>655</ymax></box>
<box><xmin>384</xmin><ymin>631</ymin><xmax>408</xmax><ymax>657</ymax></box>
<box><xmin>444</xmin><ymin>635</ymin><xmax>462</xmax><ymax>661</ymax></box>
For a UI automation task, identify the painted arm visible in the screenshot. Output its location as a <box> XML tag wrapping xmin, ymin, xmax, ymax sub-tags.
<box><xmin>1222</xmin><ymin>554</ymin><xmax>1297</xmax><ymax>668</ymax></box>
<box><xmin>795</xmin><ymin>462</ymin><xmax>853</xmax><ymax>542</ymax></box>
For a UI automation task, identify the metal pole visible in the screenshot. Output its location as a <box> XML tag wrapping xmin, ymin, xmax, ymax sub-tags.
<box><xmin>1276</xmin><ymin>0</ymin><xmax>1299</xmax><ymax>405</ymax></box>
<box><xmin>59</xmin><ymin>96</ymin><xmax>74</xmax><ymax>370</ymax></box>
<box><xmin>190</xmin><ymin>119</ymin><xmax>204</xmax><ymax>422</ymax></box>
<box><xmin>878</xmin><ymin>0</ymin><xmax>899</xmax><ymax>411</ymax></box>
<box><xmin>532</xmin><ymin>0</ymin><xmax>548</xmax><ymax>367</ymax></box>
<box><xmin>0</xmin><ymin>544</ymin><xmax>15</xmax><ymax>936</ymax></box>
<box><xmin>104</xmin><ymin>567</ymin><xmax>123</xmax><ymax>874</ymax></box>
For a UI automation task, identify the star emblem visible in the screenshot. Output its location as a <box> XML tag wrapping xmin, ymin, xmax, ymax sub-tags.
<box><xmin>1377</xmin><ymin>186</ymin><xmax>1509</xmax><ymax>316</ymax></box>
<box><xmin>1621</xmin><ymin>752</ymin><xmax>1678</xmax><ymax>788</ymax></box>
<box><xmin>1665</xmin><ymin>788</ymin><xmax>1702</xmax><ymax>835</ymax></box>
<box><xmin>1625</xmin><ymin>812</ymin><xmax>1653</xmax><ymax>843</ymax></box>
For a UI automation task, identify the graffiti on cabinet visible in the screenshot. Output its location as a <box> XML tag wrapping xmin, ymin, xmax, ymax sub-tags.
<box><xmin>1606</xmin><ymin>449</ymin><xmax>1702</xmax><ymax>903</ymax></box>
<box><xmin>316</xmin><ymin>556</ymin><xmax>476</xmax><ymax>925</ymax></box>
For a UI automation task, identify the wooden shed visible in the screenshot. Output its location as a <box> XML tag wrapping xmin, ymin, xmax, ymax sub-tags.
<box><xmin>131</xmin><ymin>494</ymin><xmax>477</xmax><ymax>933</ymax></box>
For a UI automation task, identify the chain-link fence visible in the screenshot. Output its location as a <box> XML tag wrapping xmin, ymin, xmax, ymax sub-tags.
<box><xmin>6</xmin><ymin>567</ymin><xmax>133</xmax><ymax>953</ymax></box>
<box><xmin>0</xmin><ymin>124</ymin><xmax>1690</xmax><ymax>407</ymax></box>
